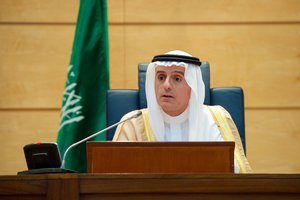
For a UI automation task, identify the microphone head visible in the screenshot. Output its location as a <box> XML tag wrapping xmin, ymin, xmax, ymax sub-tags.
<box><xmin>131</xmin><ymin>111</ymin><xmax>142</xmax><ymax>118</ymax></box>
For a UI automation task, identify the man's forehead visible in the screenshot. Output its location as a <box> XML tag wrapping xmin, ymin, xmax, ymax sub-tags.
<box><xmin>155</xmin><ymin>65</ymin><xmax>186</xmax><ymax>73</ymax></box>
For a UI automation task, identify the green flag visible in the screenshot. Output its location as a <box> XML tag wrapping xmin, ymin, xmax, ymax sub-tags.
<box><xmin>57</xmin><ymin>0</ymin><xmax>109</xmax><ymax>173</ymax></box>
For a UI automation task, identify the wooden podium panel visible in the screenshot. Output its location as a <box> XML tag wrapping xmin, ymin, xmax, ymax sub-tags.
<box><xmin>87</xmin><ymin>142</ymin><xmax>234</xmax><ymax>173</ymax></box>
<box><xmin>1</xmin><ymin>174</ymin><xmax>300</xmax><ymax>200</ymax></box>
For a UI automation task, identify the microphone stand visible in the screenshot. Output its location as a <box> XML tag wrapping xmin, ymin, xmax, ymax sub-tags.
<box><xmin>60</xmin><ymin>111</ymin><xmax>142</xmax><ymax>169</ymax></box>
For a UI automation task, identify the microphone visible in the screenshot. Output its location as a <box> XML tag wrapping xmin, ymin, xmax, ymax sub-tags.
<box><xmin>18</xmin><ymin>111</ymin><xmax>142</xmax><ymax>174</ymax></box>
<box><xmin>60</xmin><ymin>110</ymin><xmax>142</xmax><ymax>169</ymax></box>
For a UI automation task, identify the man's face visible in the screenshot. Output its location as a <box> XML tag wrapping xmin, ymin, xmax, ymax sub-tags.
<box><xmin>155</xmin><ymin>65</ymin><xmax>191</xmax><ymax>116</ymax></box>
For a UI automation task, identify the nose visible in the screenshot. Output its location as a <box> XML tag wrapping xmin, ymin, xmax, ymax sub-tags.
<box><xmin>163</xmin><ymin>76</ymin><xmax>172</xmax><ymax>91</ymax></box>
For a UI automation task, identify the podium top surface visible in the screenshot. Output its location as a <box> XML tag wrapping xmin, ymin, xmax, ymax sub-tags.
<box><xmin>87</xmin><ymin>141</ymin><xmax>234</xmax><ymax>147</ymax></box>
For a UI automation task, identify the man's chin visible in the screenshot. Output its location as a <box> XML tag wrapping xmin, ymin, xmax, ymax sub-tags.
<box><xmin>159</xmin><ymin>102</ymin><xmax>174</xmax><ymax>108</ymax></box>
<box><xmin>160</xmin><ymin>105</ymin><xmax>176</xmax><ymax>115</ymax></box>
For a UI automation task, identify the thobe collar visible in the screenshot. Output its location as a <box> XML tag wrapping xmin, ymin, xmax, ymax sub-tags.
<box><xmin>161</xmin><ymin>108</ymin><xmax>189</xmax><ymax>141</ymax></box>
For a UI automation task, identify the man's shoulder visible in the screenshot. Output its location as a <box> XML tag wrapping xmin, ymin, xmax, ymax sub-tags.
<box><xmin>205</xmin><ymin>105</ymin><xmax>232</xmax><ymax>119</ymax></box>
<box><xmin>121</xmin><ymin>108</ymin><xmax>148</xmax><ymax>120</ymax></box>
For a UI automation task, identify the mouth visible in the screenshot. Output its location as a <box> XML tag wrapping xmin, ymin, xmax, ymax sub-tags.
<box><xmin>161</xmin><ymin>94</ymin><xmax>174</xmax><ymax>98</ymax></box>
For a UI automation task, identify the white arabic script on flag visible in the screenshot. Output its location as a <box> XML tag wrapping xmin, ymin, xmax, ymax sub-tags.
<box><xmin>59</xmin><ymin>65</ymin><xmax>84</xmax><ymax>131</ymax></box>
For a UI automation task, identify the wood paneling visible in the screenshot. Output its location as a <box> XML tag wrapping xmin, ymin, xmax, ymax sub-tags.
<box><xmin>124</xmin><ymin>25</ymin><xmax>300</xmax><ymax>108</ymax></box>
<box><xmin>124</xmin><ymin>0</ymin><xmax>300</xmax><ymax>22</ymax></box>
<box><xmin>0</xmin><ymin>110</ymin><xmax>59</xmax><ymax>175</ymax></box>
<box><xmin>0</xmin><ymin>0</ymin><xmax>78</xmax><ymax>23</ymax></box>
<box><xmin>1</xmin><ymin>2</ymin><xmax>299</xmax><ymax>108</ymax></box>
<box><xmin>0</xmin><ymin>0</ymin><xmax>123</xmax><ymax>23</ymax></box>
<box><xmin>246</xmin><ymin>109</ymin><xmax>300</xmax><ymax>173</ymax></box>
<box><xmin>0</xmin><ymin>25</ymin><xmax>73</xmax><ymax>108</ymax></box>
<box><xmin>2</xmin><ymin>0</ymin><xmax>299</xmax><ymax>23</ymax></box>
<box><xmin>3</xmin><ymin>25</ymin><xmax>297</xmax><ymax>108</ymax></box>
<box><xmin>108</xmin><ymin>25</ymin><xmax>125</xmax><ymax>88</ymax></box>
<box><xmin>108</xmin><ymin>0</ymin><xmax>125</xmax><ymax>23</ymax></box>
<box><xmin>0</xmin><ymin>25</ymin><xmax>125</xmax><ymax>108</ymax></box>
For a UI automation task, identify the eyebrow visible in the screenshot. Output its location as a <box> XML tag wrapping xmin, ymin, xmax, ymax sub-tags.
<box><xmin>173</xmin><ymin>71</ymin><xmax>185</xmax><ymax>75</ymax></box>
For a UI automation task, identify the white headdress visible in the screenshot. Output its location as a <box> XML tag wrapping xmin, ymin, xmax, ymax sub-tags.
<box><xmin>145</xmin><ymin>50</ymin><xmax>222</xmax><ymax>141</ymax></box>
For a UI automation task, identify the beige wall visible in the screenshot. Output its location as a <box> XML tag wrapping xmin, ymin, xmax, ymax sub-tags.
<box><xmin>0</xmin><ymin>0</ymin><xmax>299</xmax><ymax>174</ymax></box>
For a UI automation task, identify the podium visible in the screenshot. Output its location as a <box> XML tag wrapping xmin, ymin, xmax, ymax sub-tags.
<box><xmin>1</xmin><ymin>142</ymin><xmax>300</xmax><ymax>199</ymax></box>
<box><xmin>87</xmin><ymin>141</ymin><xmax>235</xmax><ymax>173</ymax></box>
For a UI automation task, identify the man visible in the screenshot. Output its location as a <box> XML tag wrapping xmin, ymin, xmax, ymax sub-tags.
<box><xmin>113</xmin><ymin>50</ymin><xmax>251</xmax><ymax>173</ymax></box>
